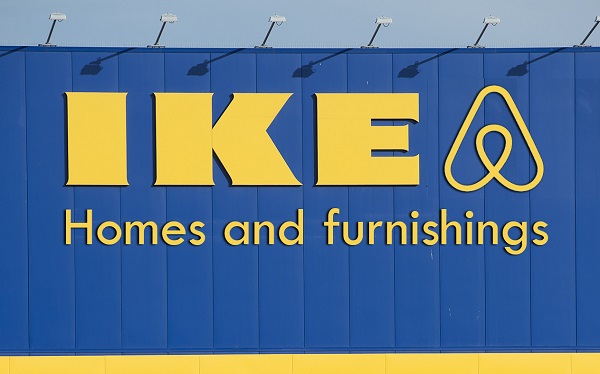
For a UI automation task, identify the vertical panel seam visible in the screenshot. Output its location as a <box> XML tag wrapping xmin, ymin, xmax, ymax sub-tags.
<box><xmin>389</xmin><ymin>53</ymin><xmax>395</xmax><ymax>351</ymax></box>
<box><xmin>24</xmin><ymin>49</ymin><xmax>31</xmax><ymax>354</ymax></box>
<box><xmin>437</xmin><ymin>49</ymin><xmax>442</xmax><ymax>350</ymax></box>
<box><xmin>163</xmin><ymin>50</ymin><xmax>169</xmax><ymax>351</ymax></box>
<box><xmin>210</xmin><ymin>51</ymin><xmax>215</xmax><ymax>351</ymax></box>
<box><xmin>70</xmin><ymin>50</ymin><xmax>77</xmax><ymax>353</ymax></box>
<box><xmin>118</xmin><ymin>50</ymin><xmax>124</xmax><ymax>353</ymax></box>
<box><xmin>209</xmin><ymin>52</ymin><xmax>214</xmax><ymax>352</ymax></box>
<box><xmin>300</xmin><ymin>52</ymin><xmax>306</xmax><ymax>352</ymax></box>
<box><xmin>482</xmin><ymin>51</ymin><xmax>487</xmax><ymax>349</ymax></box>
<box><xmin>255</xmin><ymin>51</ymin><xmax>260</xmax><ymax>351</ymax></box>
<box><xmin>392</xmin><ymin>53</ymin><xmax>397</xmax><ymax>352</ymax></box>
<box><xmin>346</xmin><ymin>50</ymin><xmax>351</xmax><ymax>350</ymax></box>
<box><xmin>528</xmin><ymin>51</ymin><xmax>533</xmax><ymax>350</ymax></box>
<box><xmin>573</xmin><ymin>51</ymin><xmax>578</xmax><ymax>349</ymax></box>
<box><xmin>527</xmin><ymin>52</ymin><xmax>532</xmax><ymax>351</ymax></box>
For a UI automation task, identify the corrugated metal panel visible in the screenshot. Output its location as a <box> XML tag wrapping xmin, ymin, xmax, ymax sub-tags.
<box><xmin>0</xmin><ymin>46</ymin><xmax>597</xmax><ymax>354</ymax></box>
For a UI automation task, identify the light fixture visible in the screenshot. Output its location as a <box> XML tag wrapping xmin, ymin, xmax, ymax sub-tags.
<box><xmin>256</xmin><ymin>15</ymin><xmax>286</xmax><ymax>48</ymax></box>
<box><xmin>148</xmin><ymin>13</ymin><xmax>177</xmax><ymax>48</ymax></box>
<box><xmin>469</xmin><ymin>16</ymin><xmax>500</xmax><ymax>48</ymax></box>
<box><xmin>39</xmin><ymin>12</ymin><xmax>66</xmax><ymax>47</ymax></box>
<box><xmin>362</xmin><ymin>17</ymin><xmax>392</xmax><ymax>49</ymax></box>
<box><xmin>575</xmin><ymin>16</ymin><xmax>600</xmax><ymax>47</ymax></box>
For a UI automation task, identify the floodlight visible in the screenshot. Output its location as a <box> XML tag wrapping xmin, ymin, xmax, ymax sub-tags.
<box><xmin>269</xmin><ymin>15</ymin><xmax>286</xmax><ymax>24</ymax></box>
<box><xmin>39</xmin><ymin>12</ymin><xmax>66</xmax><ymax>47</ymax></box>
<box><xmin>375</xmin><ymin>17</ymin><xmax>392</xmax><ymax>25</ymax></box>
<box><xmin>362</xmin><ymin>16</ymin><xmax>393</xmax><ymax>48</ymax></box>
<box><xmin>148</xmin><ymin>13</ymin><xmax>178</xmax><ymax>48</ymax></box>
<box><xmin>256</xmin><ymin>15</ymin><xmax>287</xmax><ymax>48</ymax></box>
<box><xmin>160</xmin><ymin>14</ymin><xmax>178</xmax><ymax>23</ymax></box>
<box><xmin>575</xmin><ymin>16</ymin><xmax>600</xmax><ymax>47</ymax></box>
<box><xmin>469</xmin><ymin>15</ymin><xmax>500</xmax><ymax>48</ymax></box>
<box><xmin>49</xmin><ymin>13</ymin><xmax>67</xmax><ymax>21</ymax></box>
<box><xmin>483</xmin><ymin>16</ymin><xmax>500</xmax><ymax>25</ymax></box>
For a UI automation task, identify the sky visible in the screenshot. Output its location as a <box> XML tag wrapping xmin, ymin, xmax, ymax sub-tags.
<box><xmin>0</xmin><ymin>0</ymin><xmax>599</xmax><ymax>48</ymax></box>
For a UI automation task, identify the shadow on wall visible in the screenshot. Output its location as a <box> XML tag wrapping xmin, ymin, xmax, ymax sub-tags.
<box><xmin>292</xmin><ymin>49</ymin><xmax>352</xmax><ymax>78</ymax></box>
<box><xmin>0</xmin><ymin>46</ymin><xmax>27</xmax><ymax>59</ymax></box>
<box><xmin>80</xmin><ymin>48</ymin><xmax>135</xmax><ymax>75</ymax></box>
<box><xmin>397</xmin><ymin>48</ymin><xmax>459</xmax><ymax>78</ymax></box>
<box><xmin>506</xmin><ymin>47</ymin><xmax>567</xmax><ymax>76</ymax></box>
<box><xmin>187</xmin><ymin>49</ymin><xmax>245</xmax><ymax>77</ymax></box>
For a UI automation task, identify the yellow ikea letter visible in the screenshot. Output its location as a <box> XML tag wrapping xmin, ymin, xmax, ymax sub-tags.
<box><xmin>212</xmin><ymin>93</ymin><xmax>301</xmax><ymax>186</ymax></box>
<box><xmin>154</xmin><ymin>93</ymin><xmax>214</xmax><ymax>185</ymax></box>
<box><xmin>316</xmin><ymin>93</ymin><xmax>419</xmax><ymax>185</ymax></box>
<box><xmin>66</xmin><ymin>92</ymin><xmax>128</xmax><ymax>185</ymax></box>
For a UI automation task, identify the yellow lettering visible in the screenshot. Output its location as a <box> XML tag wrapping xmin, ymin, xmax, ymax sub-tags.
<box><xmin>97</xmin><ymin>221</ymin><xmax>122</xmax><ymax>245</ymax></box>
<box><xmin>324</xmin><ymin>208</ymin><xmax>340</xmax><ymax>245</ymax></box>
<box><xmin>189</xmin><ymin>221</ymin><xmax>206</xmax><ymax>246</ymax></box>
<box><xmin>502</xmin><ymin>221</ymin><xmax>528</xmax><ymax>255</ymax></box>
<box><xmin>386</xmin><ymin>221</ymin><xmax>407</xmax><ymax>245</ymax></box>
<box><xmin>224</xmin><ymin>221</ymin><xmax>250</xmax><ymax>245</ymax></box>
<box><xmin>65</xmin><ymin>209</ymin><xmax>93</xmax><ymax>245</ymax></box>
<box><xmin>368</xmin><ymin>221</ymin><xmax>383</xmax><ymax>245</ymax></box>
<box><xmin>125</xmin><ymin>221</ymin><xmax>159</xmax><ymax>245</ymax></box>
<box><xmin>66</xmin><ymin>92</ymin><xmax>128</xmax><ymax>185</ymax></box>
<box><xmin>154</xmin><ymin>93</ymin><xmax>214</xmax><ymax>185</ymax></box>
<box><xmin>532</xmin><ymin>221</ymin><xmax>549</xmax><ymax>246</ymax></box>
<box><xmin>465</xmin><ymin>211</ymin><xmax>474</xmax><ymax>245</ymax></box>
<box><xmin>158</xmin><ymin>93</ymin><xmax>301</xmax><ymax>186</ymax></box>
<box><xmin>162</xmin><ymin>221</ymin><xmax>186</xmax><ymax>246</ymax></box>
<box><xmin>316</xmin><ymin>93</ymin><xmax>419</xmax><ymax>185</ymax></box>
<box><xmin>342</xmin><ymin>222</ymin><xmax>363</xmax><ymax>246</ymax></box>
<box><xmin>440</xmin><ymin>209</ymin><xmax>461</xmax><ymax>245</ymax></box>
<box><xmin>212</xmin><ymin>93</ymin><xmax>300</xmax><ymax>185</ymax></box>
<box><xmin>410</xmin><ymin>211</ymin><xmax>420</xmax><ymax>245</ymax></box>
<box><xmin>422</xmin><ymin>221</ymin><xmax>439</xmax><ymax>246</ymax></box>
<box><xmin>253</xmin><ymin>221</ymin><xmax>275</xmax><ymax>245</ymax></box>
<box><xmin>477</xmin><ymin>221</ymin><xmax>499</xmax><ymax>245</ymax></box>
<box><xmin>279</xmin><ymin>209</ymin><xmax>304</xmax><ymax>245</ymax></box>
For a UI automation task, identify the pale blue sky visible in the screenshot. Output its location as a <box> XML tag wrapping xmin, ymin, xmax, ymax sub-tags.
<box><xmin>1</xmin><ymin>0</ymin><xmax>599</xmax><ymax>48</ymax></box>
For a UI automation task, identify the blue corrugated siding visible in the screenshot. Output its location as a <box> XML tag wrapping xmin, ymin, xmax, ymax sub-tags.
<box><xmin>0</xmin><ymin>46</ymin><xmax>597</xmax><ymax>354</ymax></box>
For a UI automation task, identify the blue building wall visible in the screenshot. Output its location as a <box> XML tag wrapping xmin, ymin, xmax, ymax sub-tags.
<box><xmin>0</xmin><ymin>46</ymin><xmax>598</xmax><ymax>354</ymax></box>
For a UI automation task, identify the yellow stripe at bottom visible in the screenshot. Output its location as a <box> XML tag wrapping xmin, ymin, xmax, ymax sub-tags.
<box><xmin>3</xmin><ymin>353</ymin><xmax>600</xmax><ymax>374</ymax></box>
